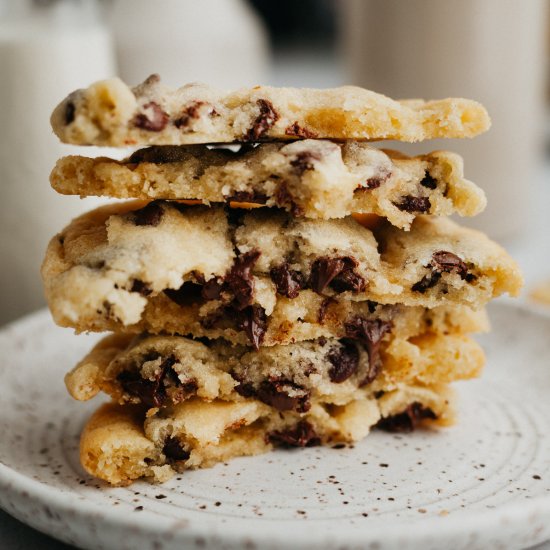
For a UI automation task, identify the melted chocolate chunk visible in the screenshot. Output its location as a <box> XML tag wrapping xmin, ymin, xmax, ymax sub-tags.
<box><xmin>309</xmin><ymin>256</ymin><xmax>365</xmax><ymax>294</ymax></box>
<box><xmin>420</xmin><ymin>171</ymin><xmax>438</xmax><ymax>189</ymax></box>
<box><xmin>268</xmin><ymin>421</ymin><xmax>321</xmax><ymax>448</ymax></box>
<box><xmin>164</xmin><ymin>281</ymin><xmax>204</xmax><ymax>306</ymax></box>
<box><xmin>130</xmin><ymin>279</ymin><xmax>152</xmax><ymax>296</ymax></box>
<box><xmin>226</xmin><ymin>191</ymin><xmax>268</xmax><ymax>204</ymax></box>
<box><xmin>202</xmin><ymin>277</ymin><xmax>224</xmax><ymax>300</ymax></box>
<box><xmin>345</xmin><ymin>317</ymin><xmax>392</xmax><ymax>385</ymax></box>
<box><xmin>327</xmin><ymin>340</ymin><xmax>360</xmax><ymax>383</ymax></box>
<box><xmin>174</xmin><ymin>100</ymin><xmax>208</xmax><ymax>129</ymax></box>
<box><xmin>128</xmin><ymin>145</ymin><xmax>190</xmax><ymax>164</ymax></box>
<box><xmin>290</xmin><ymin>151</ymin><xmax>322</xmax><ymax>174</ymax></box>
<box><xmin>256</xmin><ymin>379</ymin><xmax>310</xmax><ymax>412</ymax></box>
<box><xmin>375</xmin><ymin>402</ymin><xmax>437</xmax><ymax>433</ymax></box>
<box><xmin>236</xmin><ymin>304</ymin><xmax>267</xmax><ymax>350</ymax></box>
<box><xmin>274</xmin><ymin>183</ymin><xmax>304</xmax><ymax>217</ymax></box>
<box><xmin>394</xmin><ymin>195</ymin><xmax>431</xmax><ymax>213</ymax></box>
<box><xmin>245</xmin><ymin>99</ymin><xmax>279</xmax><ymax>141</ymax></box>
<box><xmin>284</xmin><ymin>122</ymin><xmax>318</xmax><ymax>138</ymax></box>
<box><xmin>133</xmin><ymin>102</ymin><xmax>169</xmax><ymax>132</ymax></box>
<box><xmin>131</xmin><ymin>201</ymin><xmax>164</xmax><ymax>226</ymax></box>
<box><xmin>270</xmin><ymin>263</ymin><xmax>304</xmax><ymax>298</ymax></box>
<box><xmin>162</xmin><ymin>437</ymin><xmax>190</xmax><ymax>461</ymax></box>
<box><xmin>116</xmin><ymin>355</ymin><xmax>181</xmax><ymax>408</ymax></box>
<box><xmin>412</xmin><ymin>250</ymin><xmax>473</xmax><ymax>293</ymax></box>
<box><xmin>226</xmin><ymin>250</ymin><xmax>261</xmax><ymax>310</ymax></box>
<box><xmin>65</xmin><ymin>101</ymin><xmax>75</xmax><ymax>125</ymax></box>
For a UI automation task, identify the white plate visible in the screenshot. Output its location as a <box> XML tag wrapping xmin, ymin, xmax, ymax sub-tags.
<box><xmin>0</xmin><ymin>302</ymin><xmax>549</xmax><ymax>550</ymax></box>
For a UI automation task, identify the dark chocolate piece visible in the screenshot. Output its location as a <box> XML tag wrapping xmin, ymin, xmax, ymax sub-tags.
<box><xmin>162</xmin><ymin>437</ymin><xmax>190</xmax><ymax>461</ymax></box>
<box><xmin>284</xmin><ymin>122</ymin><xmax>318</xmax><ymax>138</ymax></box>
<box><xmin>174</xmin><ymin>100</ymin><xmax>208</xmax><ymax>129</ymax></box>
<box><xmin>245</xmin><ymin>99</ymin><xmax>279</xmax><ymax>141</ymax></box>
<box><xmin>412</xmin><ymin>250</ymin><xmax>474</xmax><ymax>293</ymax></box>
<box><xmin>130</xmin><ymin>279</ymin><xmax>152</xmax><ymax>296</ymax></box>
<box><xmin>309</xmin><ymin>256</ymin><xmax>365</xmax><ymax>294</ymax></box>
<box><xmin>327</xmin><ymin>340</ymin><xmax>360</xmax><ymax>383</ymax></box>
<box><xmin>236</xmin><ymin>304</ymin><xmax>267</xmax><ymax>350</ymax></box>
<box><xmin>164</xmin><ymin>281</ymin><xmax>204</xmax><ymax>306</ymax></box>
<box><xmin>290</xmin><ymin>151</ymin><xmax>322</xmax><ymax>174</ymax></box>
<box><xmin>268</xmin><ymin>421</ymin><xmax>321</xmax><ymax>448</ymax></box>
<box><xmin>375</xmin><ymin>402</ymin><xmax>437</xmax><ymax>433</ymax></box>
<box><xmin>345</xmin><ymin>317</ymin><xmax>392</xmax><ymax>385</ymax></box>
<box><xmin>420</xmin><ymin>171</ymin><xmax>437</xmax><ymax>189</ymax></box>
<box><xmin>226</xmin><ymin>250</ymin><xmax>261</xmax><ymax>310</ymax></box>
<box><xmin>394</xmin><ymin>195</ymin><xmax>431</xmax><ymax>213</ymax></box>
<box><xmin>65</xmin><ymin>101</ymin><xmax>75</xmax><ymax>125</ymax></box>
<box><xmin>270</xmin><ymin>263</ymin><xmax>304</xmax><ymax>299</ymax></box>
<box><xmin>133</xmin><ymin>101</ymin><xmax>169</xmax><ymax>132</ymax></box>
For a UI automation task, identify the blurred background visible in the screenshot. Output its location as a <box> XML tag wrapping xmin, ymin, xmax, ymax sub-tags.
<box><xmin>1</xmin><ymin>0</ymin><xmax>550</xmax><ymax>327</ymax></box>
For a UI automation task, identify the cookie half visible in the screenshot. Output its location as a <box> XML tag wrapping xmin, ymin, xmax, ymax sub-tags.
<box><xmin>65</xmin><ymin>331</ymin><xmax>485</xmax><ymax>408</ymax></box>
<box><xmin>50</xmin><ymin>141</ymin><xmax>486</xmax><ymax>229</ymax></box>
<box><xmin>80</xmin><ymin>382</ymin><xmax>456</xmax><ymax>486</ymax></box>
<box><xmin>51</xmin><ymin>75</ymin><xmax>490</xmax><ymax>146</ymax></box>
<box><xmin>41</xmin><ymin>202</ymin><xmax>520</xmax><ymax>346</ymax></box>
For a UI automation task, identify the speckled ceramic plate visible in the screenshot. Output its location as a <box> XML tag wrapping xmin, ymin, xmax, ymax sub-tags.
<box><xmin>0</xmin><ymin>302</ymin><xmax>549</xmax><ymax>550</ymax></box>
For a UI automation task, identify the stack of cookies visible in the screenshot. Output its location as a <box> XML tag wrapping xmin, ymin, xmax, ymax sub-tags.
<box><xmin>43</xmin><ymin>75</ymin><xmax>522</xmax><ymax>486</ymax></box>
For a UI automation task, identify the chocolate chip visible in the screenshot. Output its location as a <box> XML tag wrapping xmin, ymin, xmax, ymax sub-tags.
<box><xmin>394</xmin><ymin>196</ymin><xmax>431</xmax><ymax>213</ymax></box>
<box><xmin>134</xmin><ymin>101</ymin><xmax>169</xmax><ymax>132</ymax></box>
<box><xmin>256</xmin><ymin>379</ymin><xmax>310</xmax><ymax>412</ymax></box>
<box><xmin>270</xmin><ymin>263</ymin><xmax>304</xmax><ymax>298</ymax></box>
<box><xmin>65</xmin><ymin>101</ymin><xmax>75</xmax><ymax>125</ymax></box>
<box><xmin>412</xmin><ymin>250</ymin><xmax>473</xmax><ymax>293</ymax></box>
<box><xmin>226</xmin><ymin>191</ymin><xmax>268</xmax><ymax>204</ymax></box>
<box><xmin>290</xmin><ymin>151</ymin><xmax>322</xmax><ymax>174</ymax></box>
<box><xmin>361</xmin><ymin>169</ymin><xmax>392</xmax><ymax>190</ymax></box>
<box><xmin>268</xmin><ymin>421</ymin><xmax>321</xmax><ymax>447</ymax></box>
<box><xmin>375</xmin><ymin>402</ymin><xmax>437</xmax><ymax>433</ymax></box>
<box><xmin>431</xmin><ymin>251</ymin><xmax>470</xmax><ymax>277</ymax></box>
<box><xmin>411</xmin><ymin>271</ymin><xmax>441</xmax><ymax>293</ymax></box>
<box><xmin>284</xmin><ymin>122</ymin><xmax>318</xmax><ymax>138</ymax></box>
<box><xmin>162</xmin><ymin>437</ymin><xmax>190</xmax><ymax>461</ymax></box>
<box><xmin>116</xmin><ymin>355</ymin><xmax>196</xmax><ymax>408</ymax></box>
<box><xmin>128</xmin><ymin>146</ymin><xmax>190</xmax><ymax>164</ymax></box>
<box><xmin>245</xmin><ymin>99</ymin><xmax>279</xmax><ymax>141</ymax></box>
<box><xmin>327</xmin><ymin>340</ymin><xmax>360</xmax><ymax>383</ymax></box>
<box><xmin>226</xmin><ymin>250</ymin><xmax>261</xmax><ymax>310</ymax></box>
<box><xmin>164</xmin><ymin>281</ymin><xmax>204</xmax><ymax>306</ymax></box>
<box><xmin>201</xmin><ymin>277</ymin><xmax>224</xmax><ymax>300</ymax></box>
<box><xmin>344</xmin><ymin>317</ymin><xmax>392</xmax><ymax>385</ymax></box>
<box><xmin>420</xmin><ymin>171</ymin><xmax>437</xmax><ymax>189</ymax></box>
<box><xmin>236</xmin><ymin>304</ymin><xmax>267</xmax><ymax>350</ymax></box>
<box><xmin>274</xmin><ymin>183</ymin><xmax>304</xmax><ymax>217</ymax></box>
<box><xmin>174</xmin><ymin>100</ymin><xmax>208</xmax><ymax>129</ymax></box>
<box><xmin>130</xmin><ymin>279</ymin><xmax>152</xmax><ymax>296</ymax></box>
<box><xmin>131</xmin><ymin>201</ymin><xmax>164</xmax><ymax>226</ymax></box>
<box><xmin>309</xmin><ymin>256</ymin><xmax>365</xmax><ymax>294</ymax></box>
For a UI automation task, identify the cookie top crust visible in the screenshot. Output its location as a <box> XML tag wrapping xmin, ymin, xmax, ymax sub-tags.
<box><xmin>50</xmin><ymin>141</ymin><xmax>486</xmax><ymax>229</ymax></box>
<box><xmin>42</xmin><ymin>201</ymin><xmax>520</xmax><ymax>346</ymax></box>
<box><xmin>51</xmin><ymin>75</ymin><xmax>491</xmax><ymax>146</ymax></box>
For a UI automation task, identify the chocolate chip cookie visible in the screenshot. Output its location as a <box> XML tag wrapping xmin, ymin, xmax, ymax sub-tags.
<box><xmin>51</xmin><ymin>75</ymin><xmax>490</xmax><ymax>147</ymax></box>
<box><xmin>50</xmin><ymin>141</ymin><xmax>486</xmax><ymax>229</ymax></box>
<box><xmin>41</xmin><ymin>201</ymin><xmax>520</xmax><ymax>347</ymax></box>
